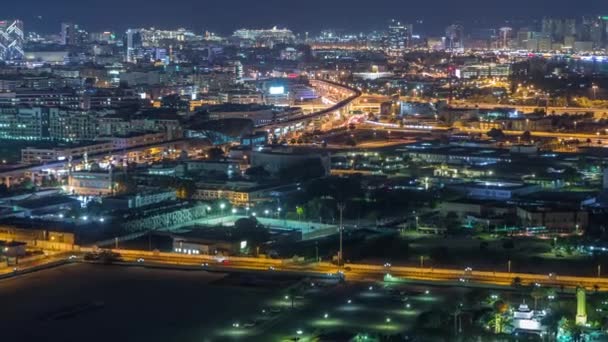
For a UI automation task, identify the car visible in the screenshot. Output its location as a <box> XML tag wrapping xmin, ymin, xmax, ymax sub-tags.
<box><xmin>243</xmin><ymin>320</ymin><xmax>257</xmax><ymax>328</ymax></box>
<box><xmin>269</xmin><ymin>308</ymin><xmax>282</xmax><ymax>314</ymax></box>
<box><xmin>68</xmin><ymin>255</ymin><xmax>77</xmax><ymax>260</ymax></box>
<box><xmin>268</xmin><ymin>266</ymin><xmax>275</xmax><ymax>271</ymax></box>
<box><xmin>202</xmin><ymin>263</ymin><xmax>209</xmax><ymax>267</ymax></box>
<box><xmin>136</xmin><ymin>258</ymin><xmax>145</xmax><ymax>263</ymax></box>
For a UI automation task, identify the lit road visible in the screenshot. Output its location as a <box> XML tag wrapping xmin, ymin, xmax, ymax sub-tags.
<box><xmin>102</xmin><ymin>249</ymin><xmax>608</xmax><ymax>291</ymax></box>
<box><xmin>449</xmin><ymin>102</ymin><xmax>608</xmax><ymax>117</ymax></box>
<box><xmin>262</xmin><ymin>79</ymin><xmax>361</xmax><ymax>133</ymax></box>
<box><xmin>9</xmin><ymin>248</ymin><xmax>608</xmax><ymax>291</ymax></box>
<box><xmin>363</xmin><ymin>121</ymin><xmax>608</xmax><ymax>141</ymax></box>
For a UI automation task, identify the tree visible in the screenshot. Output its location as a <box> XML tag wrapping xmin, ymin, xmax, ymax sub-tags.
<box><xmin>511</xmin><ymin>277</ymin><xmax>522</xmax><ymax>288</ymax></box>
<box><xmin>345</xmin><ymin>136</ymin><xmax>357</xmax><ymax>146</ymax></box>
<box><xmin>559</xmin><ymin>318</ymin><xmax>583</xmax><ymax>341</ymax></box>
<box><xmin>279</xmin><ymin>159</ymin><xmax>326</xmax><ymax>182</ymax></box>
<box><xmin>296</xmin><ymin>206</ymin><xmax>304</xmax><ymax>221</ymax></box>
<box><xmin>443</xmin><ymin>212</ymin><xmax>460</xmax><ymax>233</ymax></box>
<box><xmin>479</xmin><ymin>241</ymin><xmax>489</xmax><ymax>251</ymax></box>
<box><xmin>502</xmin><ymin>239</ymin><xmax>515</xmax><ymax>250</ymax></box>
<box><xmin>521</xmin><ymin>130</ymin><xmax>532</xmax><ymax>142</ymax></box>
<box><xmin>207</xmin><ymin>147</ymin><xmax>224</xmax><ymax>160</ymax></box>
<box><xmin>233</xmin><ymin>218</ymin><xmax>270</xmax><ymax>245</ymax></box>
<box><xmin>487</xmin><ymin>128</ymin><xmax>505</xmax><ymax>140</ymax></box>
<box><xmin>489</xmin><ymin>300</ymin><xmax>510</xmax><ymax>334</ymax></box>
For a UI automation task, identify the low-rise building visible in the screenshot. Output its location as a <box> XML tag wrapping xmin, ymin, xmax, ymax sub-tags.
<box><xmin>67</xmin><ymin>170</ymin><xmax>120</xmax><ymax>196</ymax></box>
<box><xmin>250</xmin><ymin>147</ymin><xmax>331</xmax><ymax>176</ymax></box>
<box><xmin>516</xmin><ymin>206</ymin><xmax>588</xmax><ymax>233</ymax></box>
<box><xmin>447</xmin><ymin>181</ymin><xmax>541</xmax><ymax>201</ymax></box>
<box><xmin>103</xmin><ymin>188</ymin><xmax>177</xmax><ymax>209</ymax></box>
<box><xmin>0</xmin><ymin>240</ymin><xmax>27</xmax><ymax>257</ymax></box>
<box><xmin>186</xmin><ymin>160</ymin><xmax>241</xmax><ymax>178</ymax></box>
<box><xmin>21</xmin><ymin>141</ymin><xmax>115</xmax><ymax>164</ymax></box>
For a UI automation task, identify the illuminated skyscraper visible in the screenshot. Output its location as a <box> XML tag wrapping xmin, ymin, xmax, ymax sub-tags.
<box><xmin>61</xmin><ymin>23</ymin><xmax>88</xmax><ymax>46</ymax></box>
<box><xmin>124</xmin><ymin>29</ymin><xmax>143</xmax><ymax>62</ymax></box>
<box><xmin>0</xmin><ymin>19</ymin><xmax>24</xmax><ymax>61</ymax></box>
<box><xmin>385</xmin><ymin>20</ymin><xmax>412</xmax><ymax>57</ymax></box>
<box><xmin>445</xmin><ymin>24</ymin><xmax>464</xmax><ymax>49</ymax></box>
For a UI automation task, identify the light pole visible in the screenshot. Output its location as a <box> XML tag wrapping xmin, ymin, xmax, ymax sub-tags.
<box><xmin>420</xmin><ymin>255</ymin><xmax>424</xmax><ymax>269</ymax></box>
<box><xmin>337</xmin><ymin>203</ymin><xmax>345</xmax><ymax>267</ymax></box>
<box><xmin>220</xmin><ymin>203</ymin><xmax>226</xmax><ymax>224</ymax></box>
<box><xmin>598</xmin><ymin>264</ymin><xmax>602</xmax><ymax>278</ymax></box>
<box><xmin>593</xmin><ymin>85</ymin><xmax>598</xmax><ymax>100</ymax></box>
<box><xmin>508</xmin><ymin>259</ymin><xmax>511</xmax><ymax>273</ymax></box>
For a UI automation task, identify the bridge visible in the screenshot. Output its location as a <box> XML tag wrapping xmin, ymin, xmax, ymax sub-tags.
<box><xmin>262</xmin><ymin>79</ymin><xmax>362</xmax><ymax>136</ymax></box>
<box><xmin>63</xmin><ymin>248</ymin><xmax>608</xmax><ymax>291</ymax></box>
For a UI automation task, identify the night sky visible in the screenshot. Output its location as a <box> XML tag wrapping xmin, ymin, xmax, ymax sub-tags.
<box><xmin>5</xmin><ymin>0</ymin><xmax>606</xmax><ymax>34</ymax></box>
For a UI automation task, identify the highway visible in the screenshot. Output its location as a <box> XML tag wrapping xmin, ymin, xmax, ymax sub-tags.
<box><xmin>362</xmin><ymin>120</ymin><xmax>608</xmax><ymax>141</ymax></box>
<box><xmin>97</xmin><ymin>248</ymin><xmax>608</xmax><ymax>291</ymax></box>
<box><xmin>5</xmin><ymin>247</ymin><xmax>608</xmax><ymax>292</ymax></box>
<box><xmin>449</xmin><ymin>102</ymin><xmax>608</xmax><ymax>117</ymax></box>
<box><xmin>262</xmin><ymin>79</ymin><xmax>361</xmax><ymax>133</ymax></box>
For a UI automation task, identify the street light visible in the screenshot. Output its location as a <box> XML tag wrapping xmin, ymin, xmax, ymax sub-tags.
<box><xmin>220</xmin><ymin>203</ymin><xmax>226</xmax><ymax>224</ymax></box>
<box><xmin>337</xmin><ymin>203</ymin><xmax>346</xmax><ymax>267</ymax></box>
<box><xmin>593</xmin><ymin>85</ymin><xmax>599</xmax><ymax>100</ymax></box>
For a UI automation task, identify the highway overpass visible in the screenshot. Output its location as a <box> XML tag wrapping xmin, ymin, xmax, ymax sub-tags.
<box><xmin>97</xmin><ymin>248</ymin><xmax>608</xmax><ymax>291</ymax></box>
<box><xmin>262</xmin><ymin>79</ymin><xmax>361</xmax><ymax>136</ymax></box>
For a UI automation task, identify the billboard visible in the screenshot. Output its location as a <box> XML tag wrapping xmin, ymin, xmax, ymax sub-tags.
<box><xmin>269</xmin><ymin>86</ymin><xmax>285</xmax><ymax>95</ymax></box>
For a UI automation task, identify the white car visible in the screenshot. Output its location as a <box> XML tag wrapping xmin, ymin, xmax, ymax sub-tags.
<box><xmin>136</xmin><ymin>258</ymin><xmax>145</xmax><ymax>263</ymax></box>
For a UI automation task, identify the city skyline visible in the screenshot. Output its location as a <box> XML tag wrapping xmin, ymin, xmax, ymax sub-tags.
<box><xmin>5</xmin><ymin>0</ymin><xmax>607</xmax><ymax>35</ymax></box>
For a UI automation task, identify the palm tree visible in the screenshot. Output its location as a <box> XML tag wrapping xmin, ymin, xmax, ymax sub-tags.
<box><xmin>511</xmin><ymin>277</ymin><xmax>522</xmax><ymax>289</ymax></box>
<box><xmin>490</xmin><ymin>300</ymin><xmax>510</xmax><ymax>334</ymax></box>
<box><xmin>531</xmin><ymin>286</ymin><xmax>544</xmax><ymax>310</ymax></box>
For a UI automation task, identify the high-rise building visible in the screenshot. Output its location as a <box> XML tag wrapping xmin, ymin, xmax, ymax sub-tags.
<box><xmin>0</xmin><ymin>19</ymin><xmax>24</xmax><ymax>61</ymax></box>
<box><xmin>445</xmin><ymin>24</ymin><xmax>464</xmax><ymax>49</ymax></box>
<box><xmin>541</xmin><ymin>17</ymin><xmax>577</xmax><ymax>44</ymax></box>
<box><xmin>385</xmin><ymin>20</ymin><xmax>412</xmax><ymax>57</ymax></box>
<box><xmin>61</xmin><ymin>23</ymin><xmax>87</xmax><ymax>46</ymax></box>
<box><xmin>499</xmin><ymin>27</ymin><xmax>513</xmax><ymax>49</ymax></box>
<box><xmin>124</xmin><ymin>29</ymin><xmax>143</xmax><ymax>62</ymax></box>
<box><xmin>232</xmin><ymin>27</ymin><xmax>295</xmax><ymax>47</ymax></box>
